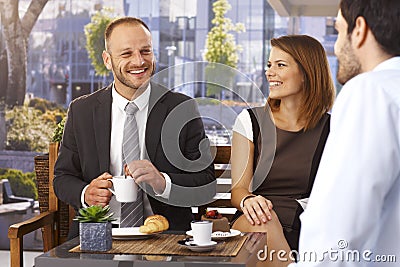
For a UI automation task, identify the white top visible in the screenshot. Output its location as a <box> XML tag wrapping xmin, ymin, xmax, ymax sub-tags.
<box><xmin>80</xmin><ymin>84</ymin><xmax>171</xmax><ymax>222</ymax></box>
<box><xmin>232</xmin><ymin>109</ymin><xmax>253</xmax><ymax>142</ymax></box>
<box><xmin>291</xmin><ymin>57</ymin><xmax>400</xmax><ymax>266</ymax></box>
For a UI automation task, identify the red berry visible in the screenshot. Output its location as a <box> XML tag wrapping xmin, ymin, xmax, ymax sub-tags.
<box><xmin>206</xmin><ymin>210</ymin><xmax>217</xmax><ymax>218</ymax></box>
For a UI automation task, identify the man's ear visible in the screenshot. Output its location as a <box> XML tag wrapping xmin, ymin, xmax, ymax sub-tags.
<box><xmin>351</xmin><ymin>16</ymin><xmax>368</xmax><ymax>49</ymax></box>
<box><xmin>102</xmin><ymin>50</ymin><xmax>112</xmax><ymax>70</ymax></box>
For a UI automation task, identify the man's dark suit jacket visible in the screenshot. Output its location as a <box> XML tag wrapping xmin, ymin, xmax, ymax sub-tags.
<box><xmin>54</xmin><ymin>83</ymin><xmax>215</xmax><ymax>238</ymax></box>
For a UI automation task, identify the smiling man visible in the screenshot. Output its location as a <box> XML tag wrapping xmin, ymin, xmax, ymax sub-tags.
<box><xmin>53</xmin><ymin>17</ymin><xmax>215</xmax><ymax>239</ymax></box>
<box><xmin>290</xmin><ymin>0</ymin><xmax>400</xmax><ymax>266</ymax></box>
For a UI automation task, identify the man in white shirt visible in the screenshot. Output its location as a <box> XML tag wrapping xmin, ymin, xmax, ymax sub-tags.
<box><xmin>54</xmin><ymin>17</ymin><xmax>215</xmax><ymax>238</ymax></box>
<box><xmin>286</xmin><ymin>0</ymin><xmax>400</xmax><ymax>266</ymax></box>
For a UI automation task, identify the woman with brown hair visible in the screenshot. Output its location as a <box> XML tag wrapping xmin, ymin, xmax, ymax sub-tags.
<box><xmin>230</xmin><ymin>35</ymin><xmax>336</xmax><ymax>251</ymax></box>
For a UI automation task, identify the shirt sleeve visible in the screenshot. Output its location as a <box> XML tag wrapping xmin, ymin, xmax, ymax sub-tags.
<box><xmin>294</xmin><ymin>74</ymin><xmax>400</xmax><ymax>266</ymax></box>
<box><xmin>155</xmin><ymin>172</ymin><xmax>172</xmax><ymax>199</ymax></box>
<box><xmin>80</xmin><ymin>184</ymin><xmax>89</xmax><ymax>208</ymax></box>
<box><xmin>232</xmin><ymin>109</ymin><xmax>253</xmax><ymax>142</ymax></box>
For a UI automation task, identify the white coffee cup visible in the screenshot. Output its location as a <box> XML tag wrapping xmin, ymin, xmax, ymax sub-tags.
<box><xmin>190</xmin><ymin>220</ymin><xmax>213</xmax><ymax>245</ymax></box>
<box><xmin>107</xmin><ymin>176</ymin><xmax>138</xmax><ymax>202</ymax></box>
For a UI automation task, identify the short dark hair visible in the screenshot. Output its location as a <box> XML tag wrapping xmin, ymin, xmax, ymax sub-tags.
<box><xmin>340</xmin><ymin>0</ymin><xmax>400</xmax><ymax>56</ymax></box>
<box><xmin>104</xmin><ymin>17</ymin><xmax>151</xmax><ymax>51</ymax></box>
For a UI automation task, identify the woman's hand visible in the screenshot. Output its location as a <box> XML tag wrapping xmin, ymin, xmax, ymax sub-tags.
<box><xmin>242</xmin><ymin>195</ymin><xmax>273</xmax><ymax>225</ymax></box>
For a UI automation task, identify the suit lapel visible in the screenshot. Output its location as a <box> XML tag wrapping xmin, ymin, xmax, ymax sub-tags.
<box><xmin>146</xmin><ymin>83</ymin><xmax>169</xmax><ymax>162</ymax></box>
<box><xmin>93</xmin><ymin>85</ymin><xmax>112</xmax><ymax>172</ymax></box>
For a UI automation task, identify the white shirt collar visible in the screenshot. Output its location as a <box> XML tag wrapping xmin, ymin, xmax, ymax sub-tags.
<box><xmin>373</xmin><ymin>56</ymin><xmax>400</xmax><ymax>72</ymax></box>
<box><xmin>111</xmin><ymin>83</ymin><xmax>151</xmax><ymax>112</ymax></box>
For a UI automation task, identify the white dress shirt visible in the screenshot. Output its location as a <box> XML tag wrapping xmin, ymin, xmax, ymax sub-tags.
<box><xmin>290</xmin><ymin>57</ymin><xmax>400</xmax><ymax>266</ymax></box>
<box><xmin>81</xmin><ymin>84</ymin><xmax>171</xmax><ymax>223</ymax></box>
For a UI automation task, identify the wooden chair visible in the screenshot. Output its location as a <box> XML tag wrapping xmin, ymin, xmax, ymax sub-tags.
<box><xmin>8</xmin><ymin>143</ymin><xmax>74</xmax><ymax>267</ymax></box>
<box><xmin>8</xmin><ymin>144</ymin><xmax>233</xmax><ymax>267</ymax></box>
<box><xmin>195</xmin><ymin>145</ymin><xmax>235</xmax><ymax>220</ymax></box>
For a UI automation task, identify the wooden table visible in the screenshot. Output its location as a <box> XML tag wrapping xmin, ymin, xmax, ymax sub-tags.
<box><xmin>34</xmin><ymin>232</ymin><xmax>267</xmax><ymax>267</ymax></box>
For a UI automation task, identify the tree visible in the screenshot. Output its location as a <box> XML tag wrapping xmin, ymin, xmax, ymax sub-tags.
<box><xmin>84</xmin><ymin>7</ymin><xmax>114</xmax><ymax>77</ymax></box>
<box><xmin>203</xmin><ymin>0</ymin><xmax>245</xmax><ymax>97</ymax></box>
<box><xmin>0</xmin><ymin>0</ymin><xmax>49</xmax><ymax>107</ymax></box>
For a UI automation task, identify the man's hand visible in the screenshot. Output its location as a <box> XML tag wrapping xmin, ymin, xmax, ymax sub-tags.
<box><xmin>125</xmin><ymin>160</ymin><xmax>166</xmax><ymax>194</ymax></box>
<box><xmin>84</xmin><ymin>172</ymin><xmax>113</xmax><ymax>206</ymax></box>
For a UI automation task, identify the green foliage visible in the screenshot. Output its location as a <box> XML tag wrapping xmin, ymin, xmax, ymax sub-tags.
<box><xmin>0</xmin><ymin>169</ymin><xmax>37</xmax><ymax>200</ymax></box>
<box><xmin>203</xmin><ymin>0</ymin><xmax>245</xmax><ymax>96</ymax></box>
<box><xmin>204</xmin><ymin>63</ymin><xmax>237</xmax><ymax>97</ymax></box>
<box><xmin>204</xmin><ymin>0</ymin><xmax>245</xmax><ymax>67</ymax></box>
<box><xmin>84</xmin><ymin>7</ymin><xmax>114</xmax><ymax>76</ymax></box>
<box><xmin>195</xmin><ymin>97</ymin><xmax>220</xmax><ymax>106</ymax></box>
<box><xmin>75</xmin><ymin>205</ymin><xmax>116</xmax><ymax>223</ymax></box>
<box><xmin>5</xmin><ymin>103</ymin><xmax>66</xmax><ymax>152</ymax></box>
<box><xmin>28</xmin><ymin>98</ymin><xmax>61</xmax><ymax>113</ymax></box>
<box><xmin>52</xmin><ymin>117</ymin><xmax>66</xmax><ymax>142</ymax></box>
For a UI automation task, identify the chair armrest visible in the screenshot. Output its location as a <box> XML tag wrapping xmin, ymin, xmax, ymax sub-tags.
<box><xmin>8</xmin><ymin>211</ymin><xmax>56</xmax><ymax>267</ymax></box>
<box><xmin>8</xmin><ymin>211</ymin><xmax>55</xmax><ymax>239</ymax></box>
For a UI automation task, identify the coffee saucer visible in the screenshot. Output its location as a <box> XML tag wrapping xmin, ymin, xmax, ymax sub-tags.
<box><xmin>186</xmin><ymin>229</ymin><xmax>241</xmax><ymax>240</ymax></box>
<box><xmin>177</xmin><ymin>239</ymin><xmax>218</xmax><ymax>252</ymax></box>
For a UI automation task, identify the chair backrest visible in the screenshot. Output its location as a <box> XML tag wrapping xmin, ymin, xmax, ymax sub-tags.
<box><xmin>34</xmin><ymin>142</ymin><xmax>73</xmax><ymax>250</ymax></box>
<box><xmin>195</xmin><ymin>145</ymin><xmax>233</xmax><ymax>220</ymax></box>
<box><xmin>211</xmin><ymin>145</ymin><xmax>231</xmax><ymax>164</ymax></box>
<box><xmin>211</xmin><ymin>145</ymin><xmax>231</xmax><ymax>178</ymax></box>
<box><xmin>2</xmin><ymin>179</ymin><xmax>34</xmax><ymax>204</ymax></box>
<box><xmin>2</xmin><ymin>179</ymin><xmax>13</xmax><ymax>199</ymax></box>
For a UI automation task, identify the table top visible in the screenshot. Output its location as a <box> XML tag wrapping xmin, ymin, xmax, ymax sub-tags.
<box><xmin>34</xmin><ymin>232</ymin><xmax>267</xmax><ymax>267</ymax></box>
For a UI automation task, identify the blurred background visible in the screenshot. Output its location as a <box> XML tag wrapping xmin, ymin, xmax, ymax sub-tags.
<box><xmin>0</xmin><ymin>0</ymin><xmax>340</xmax><ymax>256</ymax></box>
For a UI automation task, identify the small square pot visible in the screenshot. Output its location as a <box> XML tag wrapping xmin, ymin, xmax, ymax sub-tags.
<box><xmin>79</xmin><ymin>222</ymin><xmax>112</xmax><ymax>251</ymax></box>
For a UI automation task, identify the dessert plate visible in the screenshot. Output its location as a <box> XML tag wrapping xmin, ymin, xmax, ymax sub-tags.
<box><xmin>177</xmin><ymin>239</ymin><xmax>218</xmax><ymax>252</ymax></box>
<box><xmin>186</xmin><ymin>229</ymin><xmax>241</xmax><ymax>240</ymax></box>
<box><xmin>112</xmin><ymin>227</ymin><xmax>161</xmax><ymax>240</ymax></box>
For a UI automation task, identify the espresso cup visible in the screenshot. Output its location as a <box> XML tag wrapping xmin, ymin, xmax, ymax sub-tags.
<box><xmin>107</xmin><ymin>176</ymin><xmax>138</xmax><ymax>202</ymax></box>
<box><xmin>190</xmin><ymin>220</ymin><xmax>213</xmax><ymax>245</ymax></box>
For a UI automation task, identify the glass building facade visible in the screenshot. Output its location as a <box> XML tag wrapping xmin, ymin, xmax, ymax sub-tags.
<box><xmin>25</xmin><ymin>0</ymin><xmax>338</xmax><ymax>107</ymax></box>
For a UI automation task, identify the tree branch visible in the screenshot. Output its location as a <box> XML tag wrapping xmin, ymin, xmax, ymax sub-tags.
<box><xmin>21</xmin><ymin>0</ymin><xmax>49</xmax><ymax>38</ymax></box>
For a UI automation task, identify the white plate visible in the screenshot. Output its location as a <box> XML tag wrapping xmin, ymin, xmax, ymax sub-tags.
<box><xmin>178</xmin><ymin>240</ymin><xmax>218</xmax><ymax>252</ymax></box>
<box><xmin>186</xmin><ymin>229</ymin><xmax>241</xmax><ymax>240</ymax></box>
<box><xmin>112</xmin><ymin>227</ymin><xmax>160</xmax><ymax>240</ymax></box>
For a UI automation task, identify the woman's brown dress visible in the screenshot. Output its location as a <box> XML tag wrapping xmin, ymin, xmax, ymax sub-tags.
<box><xmin>233</xmin><ymin>107</ymin><xmax>330</xmax><ymax>251</ymax></box>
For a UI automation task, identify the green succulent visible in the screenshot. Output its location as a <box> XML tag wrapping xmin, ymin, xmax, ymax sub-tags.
<box><xmin>75</xmin><ymin>205</ymin><xmax>116</xmax><ymax>223</ymax></box>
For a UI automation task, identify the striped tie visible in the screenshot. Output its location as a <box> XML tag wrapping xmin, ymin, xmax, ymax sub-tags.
<box><xmin>120</xmin><ymin>102</ymin><xmax>144</xmax><ymax>227</ymax></box>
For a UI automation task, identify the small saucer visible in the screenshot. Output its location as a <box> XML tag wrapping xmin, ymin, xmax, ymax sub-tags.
<box><xmin>178</xmin><ymin>239</ymin><xmax>218</xmax><ymax>252</ymax></box>
<box><xmin>186</xmin><ymin>229</ymin><xmax>241</xmax><ymax>240</ymax></box>
<box><xmin>186</xmin><ymin>240</ymin><xmax>217</xmax><ymax>247</ymax></box>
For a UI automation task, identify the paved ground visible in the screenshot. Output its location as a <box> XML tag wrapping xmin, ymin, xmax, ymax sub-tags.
<box><xmin>0</xmin><ymin>250</ymin><xmax>41</xmax><ymax>267</ymax></box>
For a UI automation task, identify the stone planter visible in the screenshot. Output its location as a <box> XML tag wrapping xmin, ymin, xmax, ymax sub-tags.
<box><xmin>79</xmin><ymin>222</ymin><xmax>112</xmax><ymax>251</ymax></box>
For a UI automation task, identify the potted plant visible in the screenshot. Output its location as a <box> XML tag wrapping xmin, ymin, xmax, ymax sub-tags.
<box><xmin>75</xmin><ymin>205</ymin><xmax>115</xmax><ymax>251</ymax></box>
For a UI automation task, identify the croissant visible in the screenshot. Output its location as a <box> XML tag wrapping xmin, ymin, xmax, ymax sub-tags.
<box><xmin>139</xmin><ymin>215</ymin><xmax>169</xmax><ymax>233</ymax></box>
